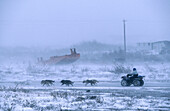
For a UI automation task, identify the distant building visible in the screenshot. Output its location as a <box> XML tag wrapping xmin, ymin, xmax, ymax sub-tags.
<box><xmin>137</xmin><ymin>41</ymin><xmax>170</xmax><ymax>54</ymax></box>
<box><xmin>137</xmin><ymin>42</ymin><xmax>153</xmax><ymax>50</ymax></box>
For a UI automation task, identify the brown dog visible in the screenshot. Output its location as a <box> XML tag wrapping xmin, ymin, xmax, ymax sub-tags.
<box><xmin>83</xmin><ymin>79</ymin><xmax>99</xmax><ymax>86</ymax></box>
<box><xmin>41</xmin><ymin>80</ymin><xmax>55</xmax><ymax>86</ymax></box>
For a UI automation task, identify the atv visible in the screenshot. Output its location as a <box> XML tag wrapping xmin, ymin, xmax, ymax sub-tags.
<box><xmin>121</xmin><ymin>74</ymin><xmax>145</xmax><ymax>86</ymax></box>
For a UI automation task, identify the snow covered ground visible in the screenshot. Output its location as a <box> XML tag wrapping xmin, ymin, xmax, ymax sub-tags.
<box><xmin>0</xmin><ymin>62</ymin><xmax>170</xmax><ymax>82</ymax></box>
<box><xmin>0</xmin><ymin>62</ymin><xmax>170</xmax><ymax>110</ymax></box>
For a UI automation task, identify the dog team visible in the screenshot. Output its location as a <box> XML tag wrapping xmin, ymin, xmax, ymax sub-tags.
<box><xmin>41</xmin><ymin>79</ymin><xmax>99</xmax><ymax>86</ymax></box>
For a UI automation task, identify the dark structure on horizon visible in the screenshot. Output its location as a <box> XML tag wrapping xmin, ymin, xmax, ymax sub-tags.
<box><xmin>137</xmin><ymin>40</ymin><xmax>170</xmax><ymax>54</ymax></box>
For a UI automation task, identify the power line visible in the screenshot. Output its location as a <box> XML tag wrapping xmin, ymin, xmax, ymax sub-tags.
<box><xmin>123</xmin><ymin>20</ymin><xmax>126</xmax><ymax>57</ymax></box>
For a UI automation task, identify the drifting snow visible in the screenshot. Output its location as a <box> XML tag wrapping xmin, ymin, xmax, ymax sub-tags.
<box><xmin>0</xmin><ymin>62</ymin><xmax>170</xmax><ymax>110</ymax></box>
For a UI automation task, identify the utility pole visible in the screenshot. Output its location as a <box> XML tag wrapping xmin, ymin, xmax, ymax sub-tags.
<box><xmin>123</xmin><ymin>20</ymin><xmax>126</xmax><ymax>57</ymax></box>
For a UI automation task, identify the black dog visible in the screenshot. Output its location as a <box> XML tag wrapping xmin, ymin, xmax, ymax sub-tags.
<box><xmin>60</xmin><ymin>80</ymin><xmax>74</xmax><ymax>86</ymax></box>
<box><xmin>41</xmin><ymin>80</ymin><xmax>55</xmax><ymax>86</ymax></box>
<box><xmin>83</xmin><ymin>79</ymin><xmax>99</xmax><ymax>86</ymax></box>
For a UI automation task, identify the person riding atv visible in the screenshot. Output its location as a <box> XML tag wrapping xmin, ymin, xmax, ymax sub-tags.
<box><xmin>121</xmin><ymin>68</ymin><xmax>145</xmax><ymax>86</ymax></box>
<box><xmin>128</xmin><ymin>68</ymin><xmax>138</xmax><ymax>79</ymax></box>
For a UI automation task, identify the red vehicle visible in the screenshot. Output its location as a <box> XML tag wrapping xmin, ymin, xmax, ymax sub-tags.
<box><xmin>38</xmin><ymin>48</ymin><xmax>80</xmax><ymax>65</ymax></box>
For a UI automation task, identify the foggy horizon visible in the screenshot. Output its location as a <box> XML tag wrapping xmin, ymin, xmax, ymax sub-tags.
<box><xmin>0</xmin><ymin>1</ymin><xmax>170</xmax><ymax>110</ymax></box>
<box><xmin>0</xmin><ymin>0</ymin><xmax>170</xmax><ymax>48</ymax></box>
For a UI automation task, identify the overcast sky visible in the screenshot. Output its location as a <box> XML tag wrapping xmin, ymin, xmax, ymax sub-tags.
<box><xmin>0</xmin><ymin>0</ymin><xmax>170</xmax><ymax>48</ymax></box>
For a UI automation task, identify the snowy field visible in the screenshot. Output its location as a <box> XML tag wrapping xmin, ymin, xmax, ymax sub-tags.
<box><xmin>0</xmin><ymin>62</ymin><xmax>170</xmax><ymax>110</ymax></box>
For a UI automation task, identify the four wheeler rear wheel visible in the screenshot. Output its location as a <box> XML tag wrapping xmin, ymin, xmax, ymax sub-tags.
<box><xmin>133</xmin><ymin>80</ymin><xmax>141</xmax><ymax>86</ymax></box>
<box><xmin>121</xmin><ymin>80</ymin><xmax>130</xmax><ymax>86</ymax></box>
<box><xmin>140</xmin><ymin>80</ymin><xmax>144</xmax><ymax>86</ymax></box>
